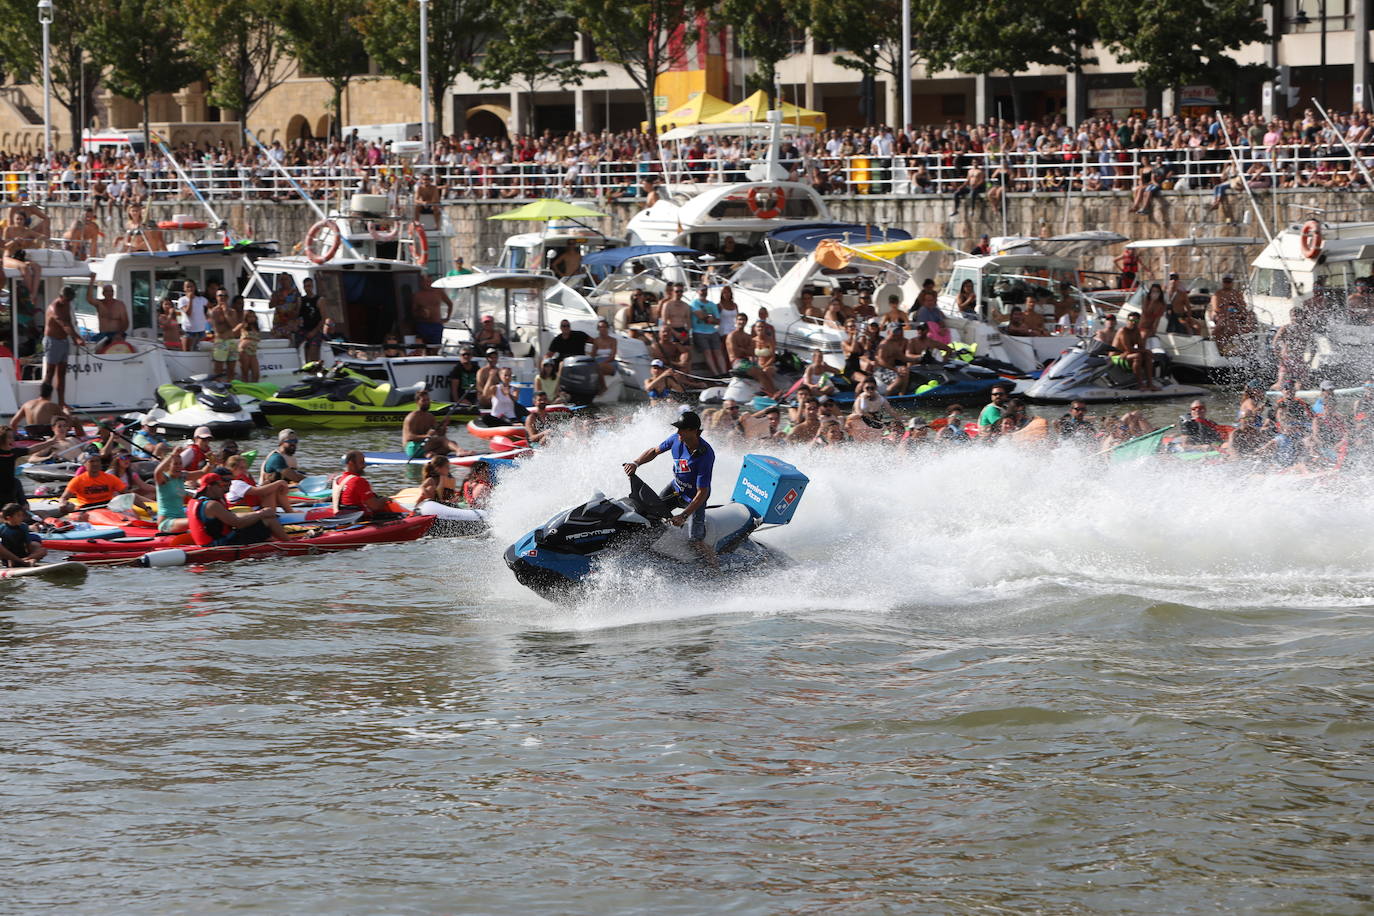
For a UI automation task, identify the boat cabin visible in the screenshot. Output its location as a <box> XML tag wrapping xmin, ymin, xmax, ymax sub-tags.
<box><xmin>1249</xmin><ymin>222</ymin><xmax>1374</xmax><ymax>327</ymax></box>
<box><xmin>246</xmin><ymin>256</ymin><xmax>427</xmax><ymax>350</ymax></box>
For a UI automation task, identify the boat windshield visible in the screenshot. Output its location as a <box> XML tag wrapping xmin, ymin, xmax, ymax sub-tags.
<box><xmin>733</xmin><ymin>254</ymin><xmax>804</xmax><ymax>292</ymax></box>
<box><xmin>982</xmin><ymin>263</ymin><xmax>1078</xmax><ymax>302</ymax></box>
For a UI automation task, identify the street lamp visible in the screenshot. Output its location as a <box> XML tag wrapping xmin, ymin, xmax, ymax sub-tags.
<box><xmin>1294</xmin><ymin>1</ymin><xmax>1327</xmax><ymax>109</ymax></box>
<box><xmin>37</xmin><ymin>0</ymin><xmax>52</xmax><ymax>164</ymax></box>
<box><xmin>418</xmin><ymin>0</ymin><xmax>431</xmax><ymax>165</ymax></box>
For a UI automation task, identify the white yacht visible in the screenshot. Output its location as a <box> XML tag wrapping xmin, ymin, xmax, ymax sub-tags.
<box><xmin>1114</xmin><ymin>236</ymin><xmax>1267</xmax><ymax>381</ymax></box>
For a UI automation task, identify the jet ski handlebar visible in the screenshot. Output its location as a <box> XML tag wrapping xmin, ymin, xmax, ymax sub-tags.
<box><xmin>626</xmin><ymin>473</ymin><xmax>676</xmax><ymax>521</ymax></box>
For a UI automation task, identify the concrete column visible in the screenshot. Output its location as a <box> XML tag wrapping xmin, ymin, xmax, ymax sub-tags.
<box><xmin>1262</xmin><ymin>2</ymin><xmax>1280</xmax><ymax>118</ymax></box>
<box><xmin>1355</xmin><ymin>0</ymin><xmax>1371</xmax><ymax>111</ymax></box>
<box><xmin>1065</xmin><ymin>69</ymin><xmax>1085</xmax><ymax>125</ymax></box>
<box><xmin>805</xmin><ymin>30</ymin><xmax>816</xmax><ymax>111</ymax></box>
<box><xmin>574</xmin><ymin>87</ymin><xmax>587</xmax><ymax>133</ymax></box>
<box><xmin>974</xmin><ymin>73</ymin><xmax>990</xmax><ymax>125</ymax></box>
<box><xmin>1160</xmin><ymin>87</ymin><xmax>1176</xmax><ymax>117</ymax></box>
<box><xmin>508</xmin><ymin>90</ymin><xmax>526</xmax><ymax>136</ymax></box>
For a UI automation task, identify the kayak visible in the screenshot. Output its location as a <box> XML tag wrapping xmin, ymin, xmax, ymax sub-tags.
<box><xmin>363</xmin><ymin>450</ymin><xmax>529</xmax><ymax>466</ymax></box>
<box><xmin>0</xmin><ymin>560</ymin><xmax>88</xmax><ymax>581</ymax></box>
<box><xmin>68</xmin><ymin>515</ymin><xmax>436</xmax><ymax>566</ymax></box>
<box><xmin>467</xmin><ymin>420</ymin><xmax>526</xmax><ymax>440</ymax></box>
<box><xmin>49</xmin><ymin>505</ymin><xmax>351</xmax><ymax>551</ymax></box>
<box><xmin>20</xmin><ymin>461</ymin><xmax>83</xmax><ymax>483</ymax></box>
<box><xmin>39</xmin><ymin>523</ymin><xmax>127</xmax><ymax>541</ymax></box>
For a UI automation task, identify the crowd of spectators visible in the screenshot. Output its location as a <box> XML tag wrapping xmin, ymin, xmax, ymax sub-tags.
<box><xmin>3</xmin><ymin>108</ymin><xmax>1374</xmax><ymax>208</ymax></box>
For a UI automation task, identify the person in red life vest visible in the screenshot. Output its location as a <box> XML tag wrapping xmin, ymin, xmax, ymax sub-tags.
<box><xmin>333</xmin><ymin>450</ymin><xmax>390</xmax><ymax>517</ymax></box>
<box><xmin>462</xmin><ymin>460</ymin><xmax>494</xmax><ymax>508</ymax></box>
<box><xmin>187</xmin><ymin>473</ymin><xmax>290</xmax><ymax>547</ymax></box>
<box><xmin>178</xmin><ymin>426</ymin><xmax>215</xmax><ymax>477</ymax></box>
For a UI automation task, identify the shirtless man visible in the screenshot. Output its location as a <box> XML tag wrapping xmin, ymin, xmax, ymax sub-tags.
<box><xmin>85</xmin><ymin>283</ymin><xmax>129</xmax><ymax>348</ymax></box>
<box><xmin>657</xmin><ymin>283</ymin><xmax>692</xmax><ymax>344</ymax></box>
<box><xmin>413</xmin><ymin>173</ymin><xmax>441</xmax><ymax>222</ymax></box>
<box><xmin>401</xmin><ymin>390</ymin><xmax>465</xmax><ymax>459</ymax></box>
<box><xmin>1208</xmin><ymin>275</ymin><xmax>1256</xmax><ymax>354</ymax></box>
<box><xmin>11</xmin><ymin>382</ymin><xmax>65</xmax><ymax>436</ymax></box>
<box><xmin>651</xmin><ymin>326</ymin><xmax>692</xmax><ymax>373</ymax></box>
<box><xmin>27</xmin><ymin>415</ymin><xmax>86</xmax><ymax>460</ymax></box>
<box><xmin>42</xmin><ymin>287</ymin><xmax>83</xmax><ymax>409</ymax></box>
<box><xmin>798</xmin><ymin>290</ymin><xmax>824</xmax><ymax>321</ymax></box>
<box><xmin>550</xmin><ymin>242</ymin><xmax>582</xmax><ymax>278</ymax></box>
<box><xmin>474</xmin><ymin>351</ymin><xmax>502</xmax><ymax>407</ymax></box>
<box><xmin>724</xmin><ymin>313</ymin><xmax>753</xmax><ymax>366</ymax></box>
<box><xmin>905</xmin><ymin>325</ymin><xmax>949</xmax><ymax>364</ymax></box>
<box><xmin>951</xmin><ymin>162</ymin><xmax>985</xmax><ymax>214</ymax></box>
<box><xmin>1112</xmin><ymin>312</ymin><xmax>1157</xmax><ymax>390</ymax></box>
<box><xmin>853</xmin><ymin>292</ymin><xmax>876</xmax><ymax>320</ymax></box>
<box><xmin>1165</xmin><ymin>273</ymin><xmax>1203</xmax><ymax>336</ymax></box>
<box><xmin>524</xmin><ymin>391</ymin><xmax>556</xmax><ymax>444</ymax></box>
<box><xmin>1094</xmin><ymin>313</ymin><xmax>1118</xmax><ymax>346</ymax></box>
<box><xmin>65</xmin><ymin>208</ymin><xmax>102</xmax><ymax>259</ymax></box>
<box><xmin>411</xmin><ymin>274</ymin><xmax>453</xmax><ymax>350</ymax></box>
<box><xmin>207</xmin><ymin>290</ymin><xmax>238</xmax><ymax>379</ymax></box>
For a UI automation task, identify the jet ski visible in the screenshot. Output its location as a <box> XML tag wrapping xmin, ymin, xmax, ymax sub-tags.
<box><xmin>701</xmin><ymin>361</ymin><xmax>1004</xmax><ymax>409</ymax></box>
<box><xmin>1022</xmin><ymin>338</ymin><xmax>1208</xmax><ymax>403</ymax></box>
<box><xmin>259</xmin><ymin>365</ymin><xmax>462</xmax><ymax>429</ymax></box>
<box><xmin>505</xmin><ymin>454</ymin><xmax>809</xmax><ymax>599</ymax></box>
<box><xmin>133</xmin><ymin>380</ymin><xmax>258</xmax><ymax>439</ymax></box>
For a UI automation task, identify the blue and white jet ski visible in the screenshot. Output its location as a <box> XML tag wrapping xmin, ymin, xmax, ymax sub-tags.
<box><xmin>505</xmin><ymin>454</ymin><xmax>809</xmax><ymax>598</ymax></box>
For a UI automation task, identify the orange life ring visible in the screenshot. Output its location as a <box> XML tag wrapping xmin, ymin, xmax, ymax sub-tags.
<box><xmin>747</xmin><ymin>186</ymin><xmax>785</xmax><ymax>220</ymax></box>
<box><xmin>369</xmin><ymin>219</ymin><xmax>399</xmax><ymax>242</ymax></box>
<box><xmin>305</xmin><ymin>219</ymin><xmax>341</xmax><ymax>264</ymax></box>
<box><xmin>95</xmin><ymin>340</ymin><xmax>136</xmax><ymax>355</ymax></box>
<box><xmin>156</xmin><ymin>218</ymin><xmax>209</xmax><ymax>230</ymax></box>
<box><xmin>405</xmin><ymin>222</ymin><xmax>428</xmax><ymax>267</ymax></box>
<box><xmin>1300</xmin><ymin>219</ymin><xmax>1324</xmax><ymax>259</ymax></box>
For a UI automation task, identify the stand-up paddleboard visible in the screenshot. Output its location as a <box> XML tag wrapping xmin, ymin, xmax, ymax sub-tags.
<box><xmin>40</xmin><ymin>524</ymin><xmax>126</xmax><ymax>541</ymax></box>
<box><xmin>0</xmin><ymin>561</ymin><xmax>88</xmax><ymax>581</ymax></box>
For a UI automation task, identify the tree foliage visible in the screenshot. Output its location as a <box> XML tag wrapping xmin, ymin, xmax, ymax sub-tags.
<box><xmin>563</xmin><ymin>0</ymin><xmax>703</xmax><ymax>134</ymax></box>
<box><xmin>0</xmin><ymin>0</ymin><xmax>102</xmax><ymax>151</ymax></box>
<box><xmin>85</xmin><ymin>0</ymin><xmax>199</xmax><ymax>150</ymax></box>
<box><xmin>356</xmin><ymin>0</ymin><xmax>499</xmax><ymax>135</ymax></box>
<box><xmin>476</xmin><ymin>0</ymin><xmax>604</xmax><ymax>134</ymax></box>
<box><xmin>716</xmin><ymin>0</ymin><xmax>803</xmax><ymax>102</ymax></box>
<box><xmin>277</xmin><ymin>0</ymin><xmax>369</xmax><ymax>139</ymax></box>
<box><xmin>177</xmin><ymin>0</ymin><xmax>290</xmax><ymax>131</ymax></box>
<box><xmin>1091</xmin><ymin>0</ymin><xmax>1270</xmax><ymax>92</ymax></box>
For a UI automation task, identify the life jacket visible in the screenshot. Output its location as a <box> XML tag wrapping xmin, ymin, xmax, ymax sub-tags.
<box><xmin>182</xmin><ymin>442</ymin><xmax>209</xmax><ymax>471</ymax></box>
<box><xmin>462</xmin><ymin>477</ymin><xmax>487</xmax><ymax>508</ymax></box>
<box><xmin>187</xmin><ymin>496</ymin><xmax>225</xmax><ymax>546</ymax></box>
<box><xmin>230</xmin><ymin>471</ymin><xmax>259</xmax><ymax>507</ymax></box>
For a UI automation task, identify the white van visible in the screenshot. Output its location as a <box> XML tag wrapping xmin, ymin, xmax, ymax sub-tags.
<box><xmin>81</xmin><ymin>129</ymin><xmax>146</xmax><ymax>156</ymax></box>
<box><xmin>342</xmin><ymin>122</ymin><xmax>429</xmax><ymax>147</ymax></box>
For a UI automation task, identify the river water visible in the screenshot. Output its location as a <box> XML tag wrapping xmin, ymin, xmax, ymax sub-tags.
<box><xmin>5</xmin><ymin>398</ymin><xmax>1374</xmax><ymax>913</ymax></box>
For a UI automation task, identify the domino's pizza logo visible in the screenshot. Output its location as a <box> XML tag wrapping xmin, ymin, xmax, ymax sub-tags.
<box><xmin>676</xmin><ymin>458</ymin><xmax>691</xmax><ymax>473</ymax></box>
<box><xmin>772</xmin><ymin>489</ymin><xmax>800</xmax><ymax>516</ymax></box>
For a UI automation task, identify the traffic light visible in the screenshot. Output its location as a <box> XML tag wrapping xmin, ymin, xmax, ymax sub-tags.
<box><xmin>1275</xmin><ymin>66</ymin><xmax>1301</xmax><ymax>108</ymax></box>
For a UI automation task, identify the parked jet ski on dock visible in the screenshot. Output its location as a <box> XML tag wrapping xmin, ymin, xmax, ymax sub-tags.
<box><xmin>505</xmin><ymin>454</ymin><xmax>809</xmax><ymax>598</ymax></box>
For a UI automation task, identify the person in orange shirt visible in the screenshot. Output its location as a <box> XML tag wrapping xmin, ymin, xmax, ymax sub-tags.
<box><xmin>60</xmin><ymin>454</ymin><xmax>149</xmax><ymax>513</ymax></box>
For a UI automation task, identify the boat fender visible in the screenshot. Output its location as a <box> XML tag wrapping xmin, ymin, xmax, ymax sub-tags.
<box><xmin>914</xmin><ymin>379</ymin><xmax>939</xmax><ymax>394</ymax></box>
<box><xmin>1300</xmin><ymin>219</ymin><xmax>1323</xmax><ymax>259</ymax></box>
<box><xmin>139</xmin><ymin>548</ymin><xmax>187</xmax><ymax>568</ymax></box>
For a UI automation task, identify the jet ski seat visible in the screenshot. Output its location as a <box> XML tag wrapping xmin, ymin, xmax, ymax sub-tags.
<box><xmin>649</xmin><ymin>502</ymin><xmax>757</xmax><ymax>561</ymax></box>
<box><xmin>383</xmin><ymin>384</ymin><xmax>422</xmax><ymax>407</ymax></box>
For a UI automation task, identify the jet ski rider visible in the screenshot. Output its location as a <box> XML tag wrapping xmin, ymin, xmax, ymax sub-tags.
<box><xmin>623</xmin><ymin>410</ymin><xmax>718</xmax><ymax>569</ymax></box>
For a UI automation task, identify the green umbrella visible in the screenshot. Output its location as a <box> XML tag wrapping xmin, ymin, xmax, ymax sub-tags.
<box><xmin>487</xmin><ymin>199</ymin><xmax>608</xmax><ymax>221</ymax></box>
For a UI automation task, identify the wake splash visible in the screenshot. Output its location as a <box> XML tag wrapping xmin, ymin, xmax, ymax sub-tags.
<box><xmin>481</xmin><ymin>407</ymin><xmax>1374</xmax><ymax>625</ymax></box>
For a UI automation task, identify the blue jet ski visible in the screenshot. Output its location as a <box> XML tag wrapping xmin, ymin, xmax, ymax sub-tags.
<box><xmin>505</xmin><ymin>454</ymin><xmax>809</xmax><ymax>599</ymax></box>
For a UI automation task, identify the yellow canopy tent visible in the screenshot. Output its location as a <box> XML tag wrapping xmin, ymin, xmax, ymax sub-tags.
<box><xmin>643</xmin><ymin>92</ymin><xmax>732</xmax><ymax>132</ymax></box>
<box><xmin>701</xmin><ymin>90</ymin><xmax>827</xmax><ymax>131</ymax></box>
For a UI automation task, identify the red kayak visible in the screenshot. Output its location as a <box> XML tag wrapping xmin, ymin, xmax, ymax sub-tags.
<box><xmin>47</xmin><ymin>505</ymin><xmax>342</xmax><ymax>549</ymax></box>
<box><xmin>67</xmin><ymin>515</ymin><xmax>436</xmax><ymax>566</ymax></box>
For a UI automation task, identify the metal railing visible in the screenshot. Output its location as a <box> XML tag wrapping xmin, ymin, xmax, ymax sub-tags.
<box><xmin>4</xmin><ymin>144</ymin><xmax>1372</xmax><ymax>204</ymax></box>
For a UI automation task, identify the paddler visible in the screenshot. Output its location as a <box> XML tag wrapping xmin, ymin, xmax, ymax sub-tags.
<box><xmin>11</xmin><ymin>382</ymin><xmax>67</xmax><ymax>437</ymax></box>
<box><xmin>153</xmin><ymin>449</ymin><xmax>190</xmax><ymax>534</ymax></box>
<box><xmin>622</xmin><ymin>410</ymin><xmax>718</xmax><ymax>569</ymax></box>
<box><xmin>187</xmin><ymin>473</ymin><xmax>290</xmax><ymax>546</ymax></box>
<box><xmin>334</xmin><ymin>450</ymin><xmax>390</xmax><ymax>517</ymax></box>
<box><xmin>401</xmin><ymin>391</ymin><xmax>470</xmax><ymax>459</ymax></box>
<box><xmin>261</xmin><ymin>429</ymin><xmax>304</xmax><ymax>485</ymax></box>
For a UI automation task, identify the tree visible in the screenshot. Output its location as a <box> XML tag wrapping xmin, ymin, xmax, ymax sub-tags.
<box><xmin>564</xmin><ymin>0</ymin><xmax>703</xmax><ymax>135</ymax></box>
<box><xmin>715</xmin><ymin>0</ymin><xmax>803</xmax><ymax>103</ymax></box>
<box><xmin>921</xmin><ymin>0</ymin><xmax>1095</xmax><ymax>122</ymax></box>
<box><xmin>177</xmin><ymin>0</ymin><xmax>290</xmax><ymax>134</ymax></box>
<box><xmin>277</xmin><ymin>0</ymin><xmax>370</xmax><ymax>140</ymax></box>
<box><xmin>1092</xmin><ymin>0</ymin><xmax>1270</xmax><ymax>94</ymax></box>
<box><xmin>475</xmin><ymin>0</ymin><xmax>604</xmax><ymax>135</ymax></box>
<box><xmin>356</xmin><ymin>0</ymin><xmax>500</xmax><ymax>137</ymax></box>
<box><xmin>86</xmin><ymin>0</ymin><xmax>199</xmax><ymax>152</ymax></box>
<box><xmin>810</xmin><ymin>0</ymin><xmax>909</xmax><ymax>125</ymax></box>
<box><xmin>0</xmin><ymin>0</ymin><xmax>103</xmax><ymax>151</ymax></box>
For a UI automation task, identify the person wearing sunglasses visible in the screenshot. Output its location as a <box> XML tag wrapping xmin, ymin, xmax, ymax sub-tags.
<box><xmin>1056</xmin><ymin>400</ymin><xmax>1096</xmax><ymax>440</ymax></box>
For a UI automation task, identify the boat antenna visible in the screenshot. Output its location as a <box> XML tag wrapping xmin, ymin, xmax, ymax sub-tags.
<box><xmin>242</xmin><ymin>127</ymin><xmax>364</xmax><ymax>259</ymax></box>
<box><xmin>1213</xmin><ymin>109</ymin><xmax>1300</xmax><ymax>302</ymax></box>
<box><xmin>150</xmin><ymin>130</ymin><xmax>233</xmax><ymax>243</ymax></box>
